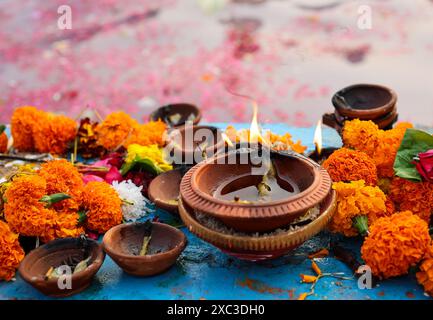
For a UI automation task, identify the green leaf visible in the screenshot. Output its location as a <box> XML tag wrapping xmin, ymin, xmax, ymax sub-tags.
<box><xmin>120</xmin><ymin>155</ymin><xmax>164</xmax><ymax>176</ymax></box>
<box><xmin>0</xmin><ymin>125</ymin><xmax>5</xmax><ymax>135</ymax></box>
<box><xmin>352</xmin><ymin>215</ymin><xmax>369</xmax><ymax>237</ymax></box>
<box><xmin>394</xmin><ymin>129</ymin><xmax>433</xmax><ymax>182</ymax></box>
<box><xmin>39</xmin><ymin>193</ymin><xmax>71</xmax><ymax>207</ymax></box>
<box><xmin>77</xmin><ymin>210</ymin><xmax>87</xmax><ymax>225</ymax></box>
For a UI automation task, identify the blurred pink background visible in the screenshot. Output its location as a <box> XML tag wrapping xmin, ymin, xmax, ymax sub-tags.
<box><xmin>0</xmin><ymin>0</ymin><xmax>432</xmax><ymax>126</ymax></box>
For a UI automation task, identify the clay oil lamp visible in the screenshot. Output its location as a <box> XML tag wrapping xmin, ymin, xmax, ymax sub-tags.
<box><xmin>150</xmin><ymin>103</ymin><xmax>201</xmax><ymax>128</ymax></box>
<box><xmin>103</xmin><ymin>221</ymin><xmax>186</xmax><ymax>276</ymax></box>
<box><xmin>167</xmin><ymin>124</ymin><xmax>226</xmax><ymax>165</ymax></box>
<box><xmin>307</xmin><ymin>119</ymin><xmax>338</xmax><ymax>164</ymax></box>
<box><xmin>18</xmin><ymin>237</ymin><xmax>105</xmax><ymax>297</ymax></box>
<box><xmin>148</xmin><ymin>166</ymin><xmax>191</xmax><ymax>215</ymax></box>
<box><xmin>180</xmin><ymin>148</ymin><xmax>332</xmax><ymax>233</ymax></box>
<box><xmin>323</xmin><ymin>83</ymin><xmax>398</xmax><ymax>132</ymax></box>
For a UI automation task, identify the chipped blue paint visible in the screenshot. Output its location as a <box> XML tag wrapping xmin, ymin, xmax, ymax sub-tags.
<box><xmin>0</xmin><ymin>124</ymin><xmax>429</xmax><ymax>300</ymax></box>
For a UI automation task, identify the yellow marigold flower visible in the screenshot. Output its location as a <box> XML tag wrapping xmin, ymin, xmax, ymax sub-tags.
<box><xmin>82</xmin><ymin>181</ymin><xmax>122</xmax><ymax>234</ymax></box>
<box><xmin>96</xmin><ymin>111</ymin><xmax>139</xmax><ymax>150</ymax></box>
<box><xmin>416</xmin><ymin>245</ymin><xmax>433</xmax><ymax>297</ymax></box>
<box><xmin>0</xmin><ymin>221</ymin><xmax>25</xmax><ymax>281</ymax></box>
<box><xmin>124</xmin><ymin>120</ymin><xmax>167</xmax><ymax>148</ymax></box>
<box><xmin>323</xmin><ymin>148</ymin><xmax>378</xmax><ymax>186</ymax></box>
<box><xmin>38</xmin><ymin>159</ymin><xmax>84</xmax><ymax>215</ymax></box>
<box><xmin>361</xmin><ymin>211</ymin><xmax>430</xmax><ymax>279</ymax></box>
<box><xmin>389</xmin><ymin>177</ymin><xmax>433</xmax><ymax>222</ymax></box>
<box><xmin>4</xmin><ymin>175</ymin><xmax>56</xmax><ymax>239</ymax></box>
<box><xmin>11</xmin><ymin>106</ymin><xmax>43</xmax><ymax>152</ymax></box>
<box><xmin>125</xmin><ymin>144</ymin><xmax>173</xmax><ymax>172</ymax></box>
<box><xmin>329</xmin><ymin>180</ymin><xmax>389</xmax><ymax>237</ymax></box>
<box><xmin>33</xmin><ymin>113</ymin><xmax>77</xmax><ymax>155</ymax></box>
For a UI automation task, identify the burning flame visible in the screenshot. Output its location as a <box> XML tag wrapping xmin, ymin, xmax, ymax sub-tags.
<box><xmin>249</xmin><ymin>102</ymin><xmax>268</xmax><ymax>145</ymax></box>
<box><xmin>221</xmin><ymin>132</ymin><xmax>234</xmax><ymax>147</ymax></box>
<box><xmin>313</xmin><ymin>119</ymin><xmax>322</xmax><ymax>155</ymax></box>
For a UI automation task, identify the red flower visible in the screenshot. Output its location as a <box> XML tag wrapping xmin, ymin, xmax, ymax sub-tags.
<box><xmin>415</xmin><ymin>150</ymin><xmax>433</xmax><ymax>182</ymax></box>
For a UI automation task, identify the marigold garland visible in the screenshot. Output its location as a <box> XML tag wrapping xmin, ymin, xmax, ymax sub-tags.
<box><xmin>124</xmin><ymin>120</ymin><xmax>167</xmax><ymax>148</ymax></box>
<box><xmin>11</xmin><ymin>106</ymin><xmax>42</xmax><ymax>151</ymax></box>
<box><xmin>388</xmin><ymin>177</ymin><xmax>433</xmax><ymax>222</ymax></box>
<box><xmin>96</xmin><ymin>112</ymin><xmax>139</xmax><ymax>151</ymax></box>
<box><xmin>361</xmin><ymin>211</ymin><xmax>430</xmax><ymax>279</ymax></box>
<box><xmin>323</xmin><ymin>148</ymin><xmax>378</xmax><ymax>186</ymax></box>
<box><xmin>33</xmin><ymin>113</ymin><xmax>77</xmax><ymax>155</ymax></box>
<box><xmin>416</xmin><ymin>245</ymin><xmax>433</xmax><ymax>297</ymax></box>
<box><xmin>0</xmin><ymin>220</ymin><xmax>25</xmax><ymax>281</ymax></box>
<box><xmin>82</xmin><ymin>181</ymin><xmax>122</xmax><ymax>233</ymax></box>
<box><xmin>38</xmin><ymin>159</ymin><xmax>84</xmax><ymax>215</ymax></box>
<box><xmin>329</xmin><ymin>180</ymin><xmax>389</xmax><ymax>237</ymax></box>
<box><xmin>342</xmin><ymin>119</ymin><xmax>413</xmax><ymax>178</ymax></box>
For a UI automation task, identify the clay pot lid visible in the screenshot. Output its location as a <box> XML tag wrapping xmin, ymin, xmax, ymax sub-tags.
<box><xmin>18</xmin><ymin>237</ymin><xmax>105</xmax><ymax>297</ymax></box>
<box><xmin>102</xmin><ymin>222</ymin><xmax>186</xmax><ymax>276</ymax></box>
<box><xmin>180</xmin><ymin>150</ymin><xmax>332</xmax><ymax>220</ymax></box>
<box><xmin>178</xmin><ymin>190</ymin><xmax>336</xmax><ymax>260</ymax></box>
<box><xmin>332</xmin><ymin>84</ymin><xmax>397</xmax><ymax>120</ymax></box>
<box><xmin>148</xmin><ymin>167</ymin><xmax>191</xmax><ymax>214</ymax></box>
<box><xmin>168</xmin><ymin>125</ymin><xmax>226</xmax><ymax>164</ymax></box>
<box><xmin>150</xmin><ymin>103</ymin><xmax>201</xmax><ymax>127</ymax></box>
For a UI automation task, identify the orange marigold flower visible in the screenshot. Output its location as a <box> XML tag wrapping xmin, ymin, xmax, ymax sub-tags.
<box><xmin>53</xmin><ymin>212</ymin><xmax>85</xmax><ymax>240</ymax></box>
<box><xmin>389</xmin><ymin>177</ymin><xmax>433</xmax><ymax>222</ymax></box>
<box><xmin>342</xmin><ymin>119</ymin><xmax>380</xmax><ymax>156</ymax></box>
<box><xmin>4</xmin><ymin>175</ymin><xmax>56</xmax><ymax>238</ymax></box>
<box><xmin>361</xmin><ymin>211</ymin><xmax>430</xmax><ymax>279</ymax></box>
<box><xmin>33</xmin><ymin>113</ymin><xmax>77</xmax><ymax>155</ymax></box>
<box><xmin>0</xmin><ymin>131</ymin><xmax>7</xmax><ymax>153</ymax></box>
<box><xmin>329</xmin><ymin>180</ymin><xmax>389</xmax><ymax>237</ymax></box>
<box><xmin>124</xmin><ymin>120</ymin><xmax>167</xmax><ymax>148</ymax></box>
<box><xmin>342</xmin><ymin>119</ymin><xmax>413</xmax><ymax>178</ymax></box>
<box><xmin>82</xmin><ymin>181</ymin><xmax>122</xmax><ymax>233</ymax></box>
<box><xmin>11</xmin><ymin>106</ymin><xmax>42</xmax><ymax>152</ymax></box>
<box><xmin>323</xmin><ymin>148</ymin><xmax>378</xmax><ymax>185</ymax></box>
<box><xmin>416</xmin><ymin>245</ymin><xmax>433</xmax><ymax>297</ymax></box>
<box><xmin>38</xmin><ymin>159</ymin><xmax>84</xmax><ymax>215</ymax></box>
<box><xmin>96</xmin><ymin>112</ymin><xmax>139</xmax><ymax>150</ymax></box>
<box><xmin>0</xmin><ymin>220</ymin><xmax>25</xmax><ymax>281</ymax></box>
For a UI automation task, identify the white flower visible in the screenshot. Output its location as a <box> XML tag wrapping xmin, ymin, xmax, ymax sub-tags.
<box><xmin>111</xmin><ymin>180</ymin><xmax>150</xmax><ymax>222</ymax></box>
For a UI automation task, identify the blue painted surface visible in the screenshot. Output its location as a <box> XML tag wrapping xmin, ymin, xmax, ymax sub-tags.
<box><xmin>0</xmin><ymin>123</ymin><xmax>429</xmax><ymax>300</ymax></box>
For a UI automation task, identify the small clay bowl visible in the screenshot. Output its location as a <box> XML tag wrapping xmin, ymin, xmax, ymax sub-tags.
<box><xmin>332</xmin><ymin>83</ymin><xmax>397</xmax><ymax>120</ymax></box>
<box><xmin>179</xmin><ymin>190</ymin><xmax>336</xmax><ymax>261</ymax></box>
<box><xmin>148</xmin><ymin>167</ymin><xmax>191</xmax><ymax>214</ymax></box>
<box><xmin>150</xmin><ymin>103</ymin><xmax>201</xmax><ymax>127</ymax></box>
<box><xmin>169</xmin><ymin>125</ymin><xmax>226</xmax><ymax>165</ymax></box>
<box><xmin>103</xmin><ymin>222</ymin><xmax>187</xmax><ymax>276</ymax></box>
<box><xmin>18</xmin><ymin>237</ymin><xmax>105</xmax><ymax>297</ymax></box>
<box><xmin>180</xmin><ymin>149</ymin><xmax>332</xmax><ymax>233</ymax></box>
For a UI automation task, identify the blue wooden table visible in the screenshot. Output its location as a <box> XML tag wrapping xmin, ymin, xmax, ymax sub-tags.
<box><xmin>0</xmin><ymin>123</ymin><xmax>430</xmax><ymax>300</ymax></box>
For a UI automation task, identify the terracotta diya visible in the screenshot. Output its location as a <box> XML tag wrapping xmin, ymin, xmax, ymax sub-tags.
<box><xmin>180</xmin><ymin>148</ymin><xmax>332</xmax><ymax>233</ymax></box>
<box><xmin>323</xmin><ymin>83</ymin><xmax>398</xmax><ymax>131</ymax></box>
<box><xmin>168</xmin><ymin>125</ymin><xmax>226</xmax><ymax>165</ymax></box>
<box><xmin>103</xmin><ymin>222</ymin><xmax>186</xmax><ymax>276</ymax></box>
<box><xmin>179</xmin><ymin>190</ymin><xmax>336</xmax><ymax>261</ymax></box>
<box><xmin>150</xmin><ymin>103</ymin><xmax>201</xmax><ymax>127</ymax></box>
<box><xmin>18</xmin><ymin>237</ymin><xmax>105</xmax><ymax>297</ymax></box>
<box><xmin>148</xmin><ymin>167</ymin><xmax>191</xmax><ymax>214</ymax></box>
